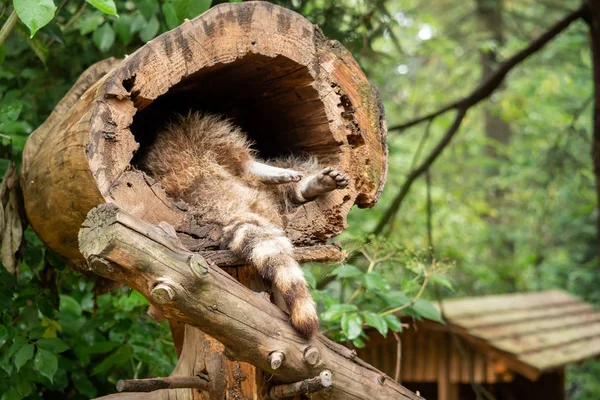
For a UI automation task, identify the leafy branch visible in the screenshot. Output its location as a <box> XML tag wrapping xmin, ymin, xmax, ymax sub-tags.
<box><xmin>374</xmin><ymin>4</ymin><xmax>587</xmax><ymax>235</ymax></box>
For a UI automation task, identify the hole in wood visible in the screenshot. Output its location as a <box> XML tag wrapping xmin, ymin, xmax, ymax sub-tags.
<box><xmin>130</xmin><ymin>54</ymin><xmax>340</xmax><ymax>166</ymax></box>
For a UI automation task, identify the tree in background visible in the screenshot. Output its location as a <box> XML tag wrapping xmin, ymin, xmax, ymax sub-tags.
<box><xmin>0</xmin><ymin>0</ymin><xmax>598</xmax><ymax>399</ymax></box>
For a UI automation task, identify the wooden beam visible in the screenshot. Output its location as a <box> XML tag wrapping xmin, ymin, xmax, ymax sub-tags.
<box><xmin>79</xmin><ymin>204</ymin><xmax>421</xmax><ymax>400</ymax></box>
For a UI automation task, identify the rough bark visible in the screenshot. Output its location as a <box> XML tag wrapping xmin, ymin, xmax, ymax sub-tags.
<box><xmin>21</xmin><ymin>1</ymin><xmax>387</xmax><ymax>263</ymax></box>
<box><xmin>80</xmin><ymin>204</ymin><xmax>422</xmax><ymax>400</ymax></box>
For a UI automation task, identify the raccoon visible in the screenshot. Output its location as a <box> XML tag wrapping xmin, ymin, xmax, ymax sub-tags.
<box><xmin>140</xmin><ymin>112</ymin><xmax>349</xmax><ymax>337</ymax></box>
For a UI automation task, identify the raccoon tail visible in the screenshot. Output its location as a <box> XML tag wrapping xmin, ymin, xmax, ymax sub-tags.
<box><xmin>223</xmin><ymin>220</ymin><xmax>319</xmax><ymax>337</ymax></box>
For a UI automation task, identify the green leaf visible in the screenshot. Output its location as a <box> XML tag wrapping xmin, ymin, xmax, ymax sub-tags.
<box><xmin>0</xmin><ymin>325</ymin><xmax>8</xmax><ymax>349</ymax></box>
<box><xmin>86</xmin><ymin>0</ymin><xmax>118</xmax><ymax>16</ymax></box>
<box><xmin>93</xmin><ymin>23</ymin><xmax>116</xmax><ymax>52</ymax></box>
<box><xmin>34</xmin><ymin>347</ymin><xmax>58</xmax><ymax>382</ymax></box>
<box><xmin>411</xmin><ymin>299</ymin><xmax>444</xmax><ymax>324</ymax></box>
<box><xmin>76</xmin><ymin>12</ymin><xmax>105</xmax><ymax>35</ymax></box>
<box><xmin>13</xmin><ymin>0</ymin><xmax>57</xmax><ymax>37</ymax></box>
<box><xmin>352</xmin><ymin>337</ymin><xmax>366</xmax><ymax>348</ymax></box>
<box><xmin>136</xmin><ymin>0</ymin><xmax>159</xmax><ymax>21</ymax></box>
<box><xmin>139</xmin><ymin>15</ymin><xmax>160</xmax><ymax>42</ymax></box>
<box><xmin>364</xmin><ymin>272</ymin><xmax>389</xmax><ymax>292</ymax></box>
<box><xmin>0</xmin><ymin>103</ymin><xmax>22</xmax><ymax>123</ymax></box>
<box><xmin>40</xmin><ymin>21</ymin><xmax>64</xmax><ymax>43</ymax></box>
<box><xmin>173</xmin><ymin>0</ymin><xmax>211</xmax><ymax>21</ymax></box>
<box><xmin>383</xmin><ymin>314</ymin><xmax>403</xmax><ymax>332</ymax></box>
<box><xmin>362</xmin><ymin>311</ymin><xmax>388</xmax><ymax>336</ymax></box>
<box><xmin>331</xmin><ymin>264</ymin><xmax>363</xmax><ymax>278</ymax></box>
<box><xmin>432</xmin><ymin>275</ymin><xmax>454</xmax><ymax>291</ymax></box>
<box><xmin>36</xmin><ymin>338</ymin><xmax>69</xmax><ymax>353</ymax></box>
<box><xmin>341</xmin><ymin>312</ymin><xmax>363</xmax><ymax>340</ymax></box>
<box><xmin>185</xmin><ymin>0</ymin><xmax>210</xmax><ymax>19</ymax></box>
<box><xmin>386</xmin><ymin>291</ymin><xmax>411</xmax><ymax>307</ymax></box>
<box><xmin>130</xmin><ymin>13</ymin><xmax>147</xmax><ymax>33</ymax></box>
<box><xmin>59</xmin><ymin>295</ymin><xmax>82</xmax><ymax>316</ymax></box>
<box><xmin>92</xmin><ymin>345</ymin><xmax>132</xmax><ymax>375</ymax></box>
<box><xmin>320</xmin><ymin>303</ymin><xmax>358</xmax><ymax>321</ymax></box>
<box><xmin>114</xmin><ymin>15</ymin><xmax>133</xmax><ymax>44</ymax></box>
<box><xmin>162</xmin><ymin>3</ymin><xmax>179</xmax><ymax>30</ymax></box>
<box><xmin>302</xmin><ymin>268</ymin><xmax>316</xmax><ymax>289</ymax></box>
<box><xmin>1</xmin><ymin>388</ymin><xmax>22</xmax><ymax>400</ymax></box>
<box><xmin>13</xmin><ymin>344</ymin><xmax>34</xmax><ymax>371</ymax></box>
<box><xmin>0</xmin><ymin>45</ymin><xmax>5</xmax><ymax>66</ymax></box>
<box><xmin>71</xmin><ymin>370</ymin><xmax>97</xmax><ymax>398</ymax></box>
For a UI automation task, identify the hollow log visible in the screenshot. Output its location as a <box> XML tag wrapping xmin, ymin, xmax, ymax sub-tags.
<box><xmin>21</xmin><ymin>1</ymin><xmax>387</xmax><ymax>264</ymax></box>
<box><xmin>80</xmin><ymin>204</ymin><xmax>421</xmax><ymax>400</ymax></box>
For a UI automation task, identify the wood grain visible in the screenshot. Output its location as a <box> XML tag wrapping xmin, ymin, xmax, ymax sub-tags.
<box><xmin>22</xmin><ymin>1</ymin><xmax>387</xmax><ymax>262</ymax></box>
<box><xmin>80</xmin><ymin>204</ymin><xmax>421</xmax><ymax>400</ymax></box>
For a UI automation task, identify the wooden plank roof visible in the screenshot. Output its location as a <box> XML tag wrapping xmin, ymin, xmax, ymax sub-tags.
<box><xmin>436</xmin><ymin>290</ymin><xmax>600</xmax><ymax>379</ymax></box>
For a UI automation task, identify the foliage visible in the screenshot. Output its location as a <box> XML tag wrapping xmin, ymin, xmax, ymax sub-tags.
<box><xmin>0</xmin><ymin>228</ymin><xmax>175</xmax><ymax>399</ymax></box>
<box><xmin>307</xmin><ymin>238</ymin><xmax>451</xmax><ymax>347</ymax></box>
<box><xmin>0</xmin><ymin>0</ymin><xmax>598</xmax><ymax>398</ymax></box>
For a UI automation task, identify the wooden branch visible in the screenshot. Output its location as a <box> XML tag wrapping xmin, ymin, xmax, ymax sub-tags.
<box><xmin>116</xmin><ymin>376</ymin><xmax>209</xmax><ymax>393</ymax></box>
<box><xmin>373</xmin><ymin>108</ymin><xmax>467</xmax><ymax>235</ymax></box>
<box><xmin>269</xmin><ymin>370</ymin><xmax>332</xmax><ymax>399</ymax></box>
<box><xmin>388</xmin><ymin>4</ymin><xmax>585</xmax><ymax>132</ymax></box>
<box><xmin>201</xmin><ymin>245</ymin><xmax>346</xmax><ymax>267</ymax></box>
<box><xmin>79</xmin><ymin>204</ymin><xmax>421</xmax><ymax>400</ymax></box>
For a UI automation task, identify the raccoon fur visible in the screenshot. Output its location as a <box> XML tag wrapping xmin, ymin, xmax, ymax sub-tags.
<box><xmin>140</xmin><ymin>112</ymin><xmax>349</xmax><ymax>337</ymax></box>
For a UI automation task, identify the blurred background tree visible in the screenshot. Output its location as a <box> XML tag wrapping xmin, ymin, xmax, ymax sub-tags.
<box><xmin>0</xmin><ymin>0</ymin><xmax>597</xmax><ymax>398</ymax></box>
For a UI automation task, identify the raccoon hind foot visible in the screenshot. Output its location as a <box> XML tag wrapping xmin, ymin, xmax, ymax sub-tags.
<box><xmin>317</xmin><ymin>167</ymin><xmax>349</xmax><ymax>190</ymax></box>
<box><xmin>297</xmin><ymin>167</ymin><xmax>349</xmax><ymax>202</ymax></box>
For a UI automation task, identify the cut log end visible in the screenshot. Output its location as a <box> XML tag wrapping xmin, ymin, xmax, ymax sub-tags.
<box><xmin>22</xmin><ymin>1</ymin><xmax>387</xmax><ymax>262</ymax></box>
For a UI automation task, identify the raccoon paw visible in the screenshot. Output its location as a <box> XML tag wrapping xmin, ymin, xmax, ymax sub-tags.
<box><xmin>317</xmin><ymin>167</ymin><xmax>349</xmax><ymax>190</ymax></box>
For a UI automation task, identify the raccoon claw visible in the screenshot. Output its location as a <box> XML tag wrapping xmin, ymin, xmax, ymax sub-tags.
<box><xmin>318</xmin><ymin>167</ymin><xmax>349</xmax><ymax>190</ymax></box>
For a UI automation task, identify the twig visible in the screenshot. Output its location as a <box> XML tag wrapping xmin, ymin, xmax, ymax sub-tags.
<box><xmin>0</xmin><ymin>10</ymin><xmax>18</xmax><ymax>47</ymax></box>
<box><xmin>374</xmin><ymin>108</ymin><xmax>467</xmax><ymax>235</ymax></box>
<box><xmin>116</xmin><ymin>375</ymin><xmax>209</xmax><ymax>392</ymax></box>
<box><xmin>63</xmin><ymin>2</ymin><xmax>87</xmax><ymax>31</ymax></box>
<box><xmin>384</xmin><ymin>118</ymin><xmax>435</xmax><ymax>236</ymax></box>
<box><xmin>269</xmin><ymin>370</ymin><xmax>333</xmax><ymax>399</ymax></box>
<box><xmin>380</xmin><ymin>272</ymin><xmax>430</xmax><ymax>316</ymax></box>
<box><xmin>393</xmin><ymin>331</ymin><xmax>402</xmax><ymax>382</ymax></box>
<box><xmin>347</xmin><ymin>251</ymin><xmax>392</xmax><ymax>303</ymax></box>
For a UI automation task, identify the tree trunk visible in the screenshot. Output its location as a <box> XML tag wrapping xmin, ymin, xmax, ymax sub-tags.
<box><xmin>80</xmin><ymin>204</ymin><xmax>422</xmax><ymax>400</ymax></box>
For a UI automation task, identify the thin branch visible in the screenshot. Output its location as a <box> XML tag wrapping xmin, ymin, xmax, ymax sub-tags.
<box><xmin>373</xmin><ymin>108</ymin><xmax>467</xmax><ymax>235</ymax></box>
<box><xmin>374</xmin><ymin>5</ymin><xmax>586</xmax><ymax>236</ymax></box>
<box><xmin>0</xmin><ymin>10</ymin><xmax>18</xmax><ymax>47</ymax></box>
<box><xmin>380</xmin><ymin>272</ymin><xmax>430</xmax><ymax>316</ymax></box>
<box><xmin>392</xmin><ymin>331</ymin><xmax>402</xmax><ymax>382</ymax></box>
<box><xmin>388</xmin><ymin>4</ymin><xmax>586</xmax><ymax>132</ymax></box>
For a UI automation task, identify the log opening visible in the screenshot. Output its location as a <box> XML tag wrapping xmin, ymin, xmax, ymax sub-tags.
<box><xmin>22</xmin><ymin>1</ymin><xmax>388</xmax><ymax>262</ymax></box>
<box><xmin>130</xmin><ymin>54</ymin><xmax>340</xmax><ymax>165</ymax></box>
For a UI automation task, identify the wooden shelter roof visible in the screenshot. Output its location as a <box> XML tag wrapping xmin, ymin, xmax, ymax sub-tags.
<box><xmin>437</xmin><ymin>290</ymin><xmax>600</xmax><ymax>379</ymax></box>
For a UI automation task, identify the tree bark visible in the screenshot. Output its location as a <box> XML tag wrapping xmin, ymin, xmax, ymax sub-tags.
<box><xmin>80</xmin><ymin>204</ymin><xmax>421</xmax><ymax>400</ymax></box>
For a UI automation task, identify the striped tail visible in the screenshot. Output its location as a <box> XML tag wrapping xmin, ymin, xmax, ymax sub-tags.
<box><xmin>223</xmin><ymin>220</ymin><xmax>319</xmax><ymax>337</ymax></box>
